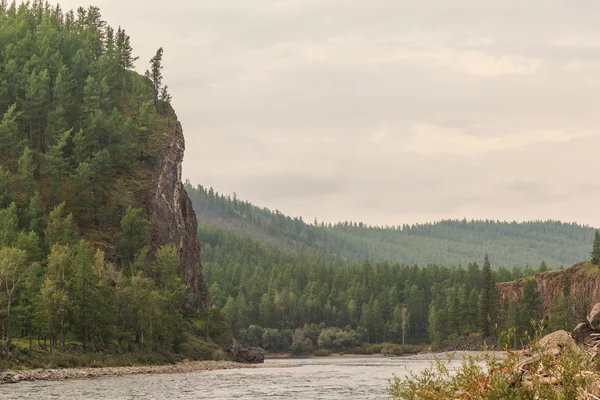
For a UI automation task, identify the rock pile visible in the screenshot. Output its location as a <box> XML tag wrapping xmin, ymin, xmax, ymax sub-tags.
<box><xmin>513</xmin><ymin>302</ymin><xmax>600</xmax><ymax>396</ymax></box>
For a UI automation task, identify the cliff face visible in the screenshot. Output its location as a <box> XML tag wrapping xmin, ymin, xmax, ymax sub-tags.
<box><xmin>149</xmin><ymin>111</ymin><xmax>210</xmax><ymax>311</ymax></box>
<box><xmin>497</xmin><ymin>261</ymin><xmax>600</xmax><ymax>317</ymax></box>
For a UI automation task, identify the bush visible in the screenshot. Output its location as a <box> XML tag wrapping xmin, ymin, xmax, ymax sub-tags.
<box><xmin>211</xmin><ymin>349</ymin><xmax>229</xmax><ymax>361</ymax></box>
<box><xmin>290</xmin><ymin>329</ymin><xmax>313</xmax><ymax>355</ymax></box>
<box><xmin>388</xmin><ymin>345</ymin><xmax>597</xmax><ymax>399</ymax></box>
<box><xmin>313</xmin><ymin>349</ymin><xmax>330</xmax><ymax>357</ymax></box>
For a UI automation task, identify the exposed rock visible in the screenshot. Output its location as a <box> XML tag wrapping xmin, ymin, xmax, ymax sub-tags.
<box><xmin>538</xmin><ymin>330</ymin><xmax>580</xmax><ymax>356</ymax></box>
<box><xmin>497</xmin><ymin>261</ymin><xmax>600</xmax><ymax>318</ymax></box>
<box><xmin>572</xmin><ymin>322</ymin><xmax>594</xmax><ymax>343</ymax></box>
<box><xmin>149</xmin><ymin>108</ymin><xmax>210</xmax><ymax>311</ymax></box>
<box><xmin>588</xmin><ymin>302</ymin><xmax>600</xmax><ymax>331</ymax></box>
<box><xmin>236</xmin><ymin>347</ymin><xmax>265</xmax><ymax>364</ymax></box>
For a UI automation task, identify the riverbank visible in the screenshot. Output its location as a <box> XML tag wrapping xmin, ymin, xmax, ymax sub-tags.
<box><xmin>397</xmin><ymin>350</ymin><xmax>506</xmax><ymax>361</ymax></box>
<box><xmin>266</xmin><ymin>352</ymin><xmax>387</xmax><ymax>359</ymax></box>
<box><xmin>0</xmin><ymin>360</ymin><xmax>298</xmax><ymax>385</ymax></box>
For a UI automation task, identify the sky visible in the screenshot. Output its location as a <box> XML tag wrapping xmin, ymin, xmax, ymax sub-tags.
<box><xmin>53</xmin><ymin>0</ymin><xmax>600</xmax><ymax>226</ymax></box>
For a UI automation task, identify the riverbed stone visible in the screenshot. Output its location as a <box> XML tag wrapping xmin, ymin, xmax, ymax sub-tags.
<box><xmin>236</xmin><ymin>347</ymin><xmax>265</xmax><ymax>364</ymax></box>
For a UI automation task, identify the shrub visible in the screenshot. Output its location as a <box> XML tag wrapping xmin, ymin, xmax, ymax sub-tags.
<box><xmin>388</xmin><ymin>346</ymin><xmax>597</xmax><ymax>399</ymax></box>
<box><xmin>290</xmin><ymin>329</ymin><xmax>313</xmax><ymax>355</ymax></box>
<box><xmin>313</xmin><ymin>349</ymin><xmax>330</xmax><ymax>357</ymax></box>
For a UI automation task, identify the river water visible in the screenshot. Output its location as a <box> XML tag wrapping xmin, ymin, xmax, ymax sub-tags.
<box><xmin>0</xmin><ymin>356</ymin><xmax>463</xmax><ymax>399</ymax></box>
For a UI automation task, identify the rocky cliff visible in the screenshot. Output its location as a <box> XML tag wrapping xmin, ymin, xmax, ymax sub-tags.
<box><xmin>149</xmin><ymin>109</ymin><xmax>210</xmax><ymax>311</ymax></box>
<box><xmin>497</xmin><ymin>261</ymin><xmax>600</xmax><ymax>317</ymax></box>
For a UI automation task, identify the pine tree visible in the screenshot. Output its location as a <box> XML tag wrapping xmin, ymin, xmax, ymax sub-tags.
<box><xmin>478</xmin><ymin>253</ymin><xmax>496</xmax><ymax>337</ymax></box>
<box><xmin>149</xmin><ymin>47</ymin><xmax>164</xmax><ymax>106</ymax></box>
<box><xmin>592</xmin><ymin>229</ymin><xmax>600</xmax><ymax>265</ymax></box>
<box><xmin>118</xmin><ymin>207</ymin><xmax>150</xmax><ymax>269</ymax></box>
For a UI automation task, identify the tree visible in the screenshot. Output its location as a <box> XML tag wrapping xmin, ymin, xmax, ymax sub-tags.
<box><xmin>0</xmin><ymin>167</ymin><xmax>12</xmax><ymax>208</ymax></box>
<box><xmin>592</xmin><ymin>229</ymin><xmax>600</xmax><ymax>265</ymax></box>
<box><xmin>538</xmin><ymin>260</ymin><xmax>548</xmax><ymax>273</ymax></box>
<box><xmin>0</xmin><ymin>104</ymin><xmax>22</xmax><ymax>164</ymax></box>
<box><xmin>44</xmin><ymin>130</ymin><xmax>70</xmax><ymax>206</ymax></box>
<box><xmin>479</xmin><ymin>254</ymin><xmax>496</xmax><ymax>337</ymax></box>
<box><xmin>72</xmin><ymin>240</ymin><xmax>95</xmax><ymax>351</ymax></box>
<box><xmin>222</xmin><ymin>296</ymin><xmax>237</xmax><ymax>334</ymax></box>
<box><xmin>17</xmin><ymin>147</ymin><xmax>37</xmax><ymax>201</ymax></box>
<box><xmin>45</xmin><ymin>203</ymin><xmax>78</xmax><ymax>249</ymax></box>
<box><xmin>70</xmin><ymin>162</ymin><xmax>93</xmax><ymax>223</ymax></box>
<box><xmin>42</xmin><ymin>244</ymin><xmax>74</xmax><ymax>351</ymax></box>
<box><xmin>520</xmin><ymin>279</ymin><xmax>541</xmax><ymax>337</ymax></box>
<box><xmin>401</xmin><ymin>305</ymin><xmax>410</xmax><ymax>345</ymax></box>
<box><xmin>118</xmin><ymin>207</ymin><xmax>150</xmax><ymax>269</ymax></box>
<box><xmin>0</xmin><ymin>203</ymin><xmax>18</xmax><ymax>247</ymax></box>
<box><xmin>149</xmin><ymin>47</ymin><xmax>164</xmax><ymax>106</ymax></box>
<box><xmin>0</xmin><ymin>247</ymin><xmax>30</xmax><ymax>356</ymax></box>
<box><xmin>548</xmin><ymin>295</ymin><xmax>577</xmax><ymax>333</ymax></box>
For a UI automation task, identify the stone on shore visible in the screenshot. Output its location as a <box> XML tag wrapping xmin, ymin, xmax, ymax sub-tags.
<box><xmin>236</xmin><ymin>347</ymin><xmax>265</xmax><ymax>364</ymax></box>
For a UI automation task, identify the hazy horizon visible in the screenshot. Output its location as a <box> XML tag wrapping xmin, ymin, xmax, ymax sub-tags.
<box><xmin>47</xmin><ymin>1</ymin><xmax>600</xmax><ymax>227</ymax></box>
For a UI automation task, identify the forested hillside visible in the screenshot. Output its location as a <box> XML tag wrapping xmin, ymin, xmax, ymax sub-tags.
<box><xmin>187</xmin><ymin>183</ymin><xmax>594</xmax><ymax>269</ymax></box>
<box><xmin>200</xmin><ymin>222</ymin><xmax>556</xmax><ymax>353</ymax></box>
<box><xmin>0</xmin><ymin>2</ymin><xmax>224</xmax><ymax>364</ymax></box>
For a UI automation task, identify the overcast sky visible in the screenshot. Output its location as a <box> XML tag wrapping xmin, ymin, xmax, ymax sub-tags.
<box><xmin>55</xmin><ymin>1</ymin><xmax>600</xmax><ymax>226</ymax></box>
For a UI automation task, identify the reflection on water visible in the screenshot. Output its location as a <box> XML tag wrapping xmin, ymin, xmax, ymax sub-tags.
<box><xmin>0</xmin><ymin>357</ymin><xmax>463</xmax><ymax>399</ymax></box>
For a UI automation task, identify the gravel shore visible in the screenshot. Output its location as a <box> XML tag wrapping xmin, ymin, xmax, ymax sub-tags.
<box><xmin>396</xmin><ymin>350</ymin><xmax>507</xmax><ymax>361</ymax></box>
<box><xmin>0</xmin><ymin>360</ymin><xmax>298</xmax><ymax>384</ymax></box>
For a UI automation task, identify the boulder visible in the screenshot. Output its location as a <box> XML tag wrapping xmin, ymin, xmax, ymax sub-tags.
<box><xmin>538</xmin><ymin>330</ymin><xmax>580</xmax><ymax>356</ymax></box>
<box><xmin>588</xmin><ymin>303</ymin><xmax>600</xmax><ymax>331</ymax></box>
<box><xmin>572</xmin><ymin>322</ymin><xmax>594</xmax><ymax>343</ymax></box>
<box><xmin>236</xmin><ymin>347</ymin><xmax>265</xmax><ymax>364</ymax></box>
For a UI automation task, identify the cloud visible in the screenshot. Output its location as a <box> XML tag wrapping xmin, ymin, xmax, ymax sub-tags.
<box><xmin>379</xmin><ymin>34</ymin><xmax>542</xmax><ymax>76</ymax></box>
<box><xmin>554</xmin><ymin>35</ymin><xmax>600</xmax><ymax>48</ymax></box>
<box><xmin>42</xmin><ymin>0</ymin><xmax>600</xmax><ymax>227</ymax></box>
<box><xmin>397</xmin><ymin>125</ymin><xmax>586</xmax><ymax>156</ymax></box>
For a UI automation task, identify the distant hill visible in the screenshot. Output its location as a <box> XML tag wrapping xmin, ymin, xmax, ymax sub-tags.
<box><xmin>185</xmin><ymin>182</ymin><xmax>595</xmax><ymax>269</ymax></box>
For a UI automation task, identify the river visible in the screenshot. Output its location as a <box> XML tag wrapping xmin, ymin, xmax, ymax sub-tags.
<box><xmin>0</xmin><ymin>356</ymin><xmax>464</xmax><ymax>399</ymax></box>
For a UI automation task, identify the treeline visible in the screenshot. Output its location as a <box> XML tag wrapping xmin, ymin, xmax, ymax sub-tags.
<box><xmin>0</xmin><ymin>204</ymin><xmax>188</xmax><ymax>355</ymax></box>
<box><xmin>186</xmin><ymin>183</ymin><xmax>593</xmax><ymax>269</ymax></box>
<box><xmin>200</xmin><ymin>224</ymin><xmax>553</xmax><ymax>352</ymax></box>
<box><xmin>0</xmin><ymin>2</ymin><xmax>222</xmax><ymax>361</ymax></box>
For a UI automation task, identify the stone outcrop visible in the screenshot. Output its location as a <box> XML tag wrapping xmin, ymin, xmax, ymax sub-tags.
<box><xmin>588</xmin><ymin>303</ymin><xmax>600</xmax><ymax>330</ymax></box>
<box><xmin>149</xmin><ymin>109</ymin><xmax>210</xmax><ymax>311</ymax></box>
<box><xmin>497</xmin><ymin>261</ymin><xmax>600</xmax><ymax>317</ymax></box>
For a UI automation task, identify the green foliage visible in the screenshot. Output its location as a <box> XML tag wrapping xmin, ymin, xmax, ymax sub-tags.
<box><xmin>187</xmin><ymin>182</ymin><xmax>595</xmax><ymax>269</ymax></box>
<box><xmin>118</xmin><ymin>207</ymin><xmax>150</xmax><ymax>271</ymax></box>
<box><xmin>0</xmin><ymin>2</ymin><xmax>224</xmax><ymax>367</ymax></box>
<box><xmin>479</xmin><ymin>254</ymin><xmax>497</xmax><ymax>337</ymax></box>
<box><xmin>592</xmin><ymin>229</ymin><xmax>600</xmax><ymax>265</ymax></box>
<box><xmin>202</xmin><ymin>225</ymin><xmax>540</xmax><ymax>349</ymax></box>
<box><xmin>388</xmin><ymin>345</ymin><xmax>595</xmax><ymax>399</ymax></box>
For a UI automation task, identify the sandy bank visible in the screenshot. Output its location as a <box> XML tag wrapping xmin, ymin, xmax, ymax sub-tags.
<box><xmin>0</xmin><ymin>360</ymin><xmax>298</xmax><ymax>384</ymax></box>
